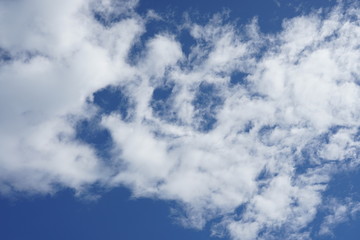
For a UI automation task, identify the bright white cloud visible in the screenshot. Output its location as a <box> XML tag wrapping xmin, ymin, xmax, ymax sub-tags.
<box><xmin>1</xmin><ymin>0</ymin><xmax>360</xmax><ymax>239</ymax></box>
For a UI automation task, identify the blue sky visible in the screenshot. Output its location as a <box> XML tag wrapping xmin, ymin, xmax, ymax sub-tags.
<box><xmin>1</xmin><ymin>0</ymin><xmax>360</xmax><ymax>239</ymax></box>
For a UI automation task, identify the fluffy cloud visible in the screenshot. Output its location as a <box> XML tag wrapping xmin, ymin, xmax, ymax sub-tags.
<box><xmin>1</xmin><ymin>0</ymin><xmax>360</xmax><ymax>239</ymax></box>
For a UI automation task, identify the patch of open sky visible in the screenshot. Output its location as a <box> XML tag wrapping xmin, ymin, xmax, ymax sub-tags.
<box><xmin>136</xmin><ymin>0</ymin><xmax>337</xmax><ymax>34</ymax></box>
<box><xmin>307</xmin><ymin>168</ymin><xmax>360</xmax><ymax>239</ymax></box>
<box><xmin>75</xmin><ymin>117</ymin><xmax>114</xmax><ymax>161</ymax></box>
<box><xmin>92</xmin><ymin>85</ymin><xmax>133</xmax><ymax>121</ymax></box>
<box><xmin>150</xmin><ymin>82</ymin><xmax>178</xmax><ymax>122</ymax></box>
<box><xmin>178</xmin><ymin>27</ymin><xmax>197</xmax><ymax>58</ymax></box>
<box><xmin>74</xmin><ymin>86</ymin><xmax>134</xmax><ymax>160</ymax></box>
<box><xmin>307</xmin><ymin>211</ymin><xmax>328</xmax><ymax>239</ymax></box>
<box><xmin>297</xmin><ymin>126</ymin><xmax>360</xmax><ymax>238</ymax></box>
<box><xmin>331</xmin><ymin>222</ymin><xmax>360</xmax><ymax>240</ymax></box>
<box><xmin>192</xmin><ymin>81</ymin><xmax>224</xmax><ymax>132</ymax></box>
<box><xmin>326</xmin><ymin>170</ymin><xmax>360</xmax><ymax>201</ymax></box>
<box><xmin>232</xmin><ymin>204</ymin><xmax>247</xmax><ymax>221</ymax></box>
<box><xmin>0</xmin><ymin>188</ymin><xmax>220</xmax><ymax>240</ymax></box>
<box><xmin>229</xmin><ymin>71</ymin><xmax>248</xmax><ymax>87</ymax></box>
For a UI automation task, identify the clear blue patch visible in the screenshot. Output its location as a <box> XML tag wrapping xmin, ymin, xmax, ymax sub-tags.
<box><xmin>330</xmin><ymin>220</ymin><xmax>360</xmax><ymax>240</ymax></box>
<box><xmin>136</xmin><ymin>0</ymin><xmax>337</xmax><ymax>34</ymax></box>
<box><xmin>150</xmin><ymin>83</ymin><xmax>177</xmax><ymax>122</ymax></box>
<box><xmin>179</xmin><ymin>29</ymin><xmax>197</xmax><ymax>57</ymax></box>
<box><xmin>192</xmin><ymin>82</ymin><xmax>223</xmax><ymax>132</ymax></box>
<box><xmin>92</xmin><ymin>86</ymin><xmax>133</xmax><ymax>121</ymax></box>
<box><xmin>153</xmin><ymin>84</ymin><xmax>174</xmax><ymax>100</ymax></box>
<box><xmin>230</xmin><ymin>71</ymin><xmax>248</xmax><ymax>86</ymax></box>
<box><xmin>233</xmin><ymin>204</ymin><xmax>246</xmax><ymax>220</ymax></box>
<box><xmin>75</xmin><ymin>118</ymin><xmax>113</xmax><ymax>160</ymax></box>
<box><xmin>75</xmin><ymin>86</ymin><xmax>133</xmax><ymax>161</ymax></box>
<box><xmin>306</xmin><ymin>167</ymin><xmax>360</xmax><ymax>239</ymax></box>
<box><xmin>0</xmin><ymin>188</ymin><xmax>220</xmax><ymax>240</ymax></box>
<box><xmin>326</xmin><ymin>170</ymin><xmax>360</xmax><ymax>200</ymax></box>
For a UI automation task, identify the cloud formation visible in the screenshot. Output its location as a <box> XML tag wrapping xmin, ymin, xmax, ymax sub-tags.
<box><xmin>1</xmin><ymin>0</ymin><xmax>360</xmax><ymax>239</ymax></box>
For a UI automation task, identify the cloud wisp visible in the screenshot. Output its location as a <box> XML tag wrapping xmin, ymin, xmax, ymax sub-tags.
<box><xmin>1</xmin><ymin>0</ymin><xmax>360</xmax><ymax>239</ymax></box>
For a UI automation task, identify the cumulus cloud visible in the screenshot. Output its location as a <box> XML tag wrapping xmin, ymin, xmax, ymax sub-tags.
<box><xmin>1</xmin><ymin>0</ymin><xmax>360</xmax><ymax>239</ymax></box>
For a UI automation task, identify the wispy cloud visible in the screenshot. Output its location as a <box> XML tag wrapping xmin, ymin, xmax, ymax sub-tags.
<box><xmin>1</xmin><ymin>0</ymin><xmax>360</xmax><ymax>239</ymax></box>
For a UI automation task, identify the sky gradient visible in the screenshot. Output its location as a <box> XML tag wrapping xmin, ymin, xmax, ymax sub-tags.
<box><xmin>1</xmin><ymin>0</ymin><xmax>360</xmax><ymax>239</ymax></box>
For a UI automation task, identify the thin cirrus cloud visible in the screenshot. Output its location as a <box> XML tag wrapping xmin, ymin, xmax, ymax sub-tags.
<box><xmin>1</xmin><ymin>0</ymin><xmax>360</xmax><ymax>239</ymax></box>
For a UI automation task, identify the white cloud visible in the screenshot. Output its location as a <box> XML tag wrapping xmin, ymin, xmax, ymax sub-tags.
<box><xmin>1</xmin><ymin>1</ymin><xmax>360</xmax><ymax>239</ymax></box>
<box><xmin>0</xmin><ymin>0</ymin><xmax>143</xmax><ymax>195</ymax></box>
